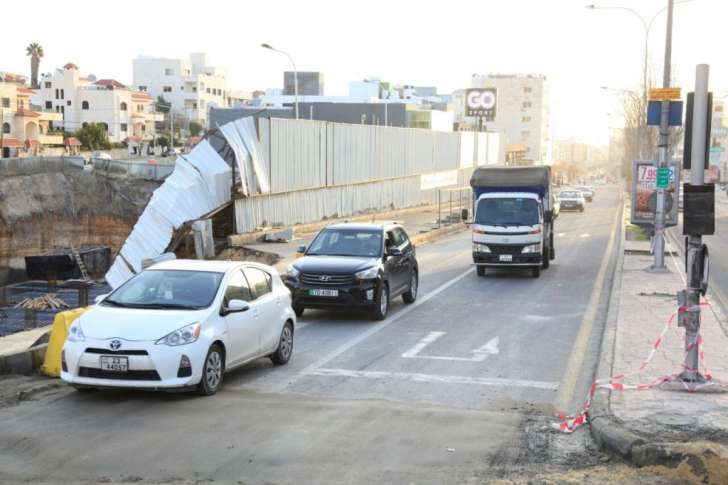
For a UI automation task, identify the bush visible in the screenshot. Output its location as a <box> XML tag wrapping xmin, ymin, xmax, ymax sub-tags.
<box><xmin>156</xmin><ymin>135</ymin><xmax>169</xmax><ymax>148</ymax></box>
<box><xmin>75</xmin><ymin>123</ymin><xmax>111</xmax><ymax>150</ymax></box>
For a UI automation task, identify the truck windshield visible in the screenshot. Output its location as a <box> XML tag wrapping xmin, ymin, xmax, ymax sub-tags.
<box><xmin>475</xmin><ymin>198</ymin><xmax>540</xmax><ymax>226</ymax></box>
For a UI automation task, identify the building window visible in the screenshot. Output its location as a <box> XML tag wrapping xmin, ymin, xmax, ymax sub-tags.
<box><xmin>522</xmin><ymin>101</ymin><xmax>532</xmax><ymax>108</ymax></box>
<box><xmin>163</xmin><ymin>86</ymin><xmax>172</xmax><ymax>92</ymax></box>
<box><xmin>206</xmin><ymin>88</ymin><xmax>210</xmax><ymax>94</ymax></box>
<box><xmin>521</xmin><ymin>116</ymin><xmax>531</xmax><ymax>122</ymax></box>
<box><xmin>521</xmin><ymin>131</ymin><xmax>530</xmax><ymax>138</ymax></box>
<box><xmin>82</xmin><ymin>122</ymin><xmax>88</xmax><ymax>128</ymax></box>
<box><xmin>45</xmin><ymin>101</ymin><xmax>52</xmax><ymax>109</ymax></box>
<box><xmin>1</xmin><ymin>98</ymin><xmax>9</xmax><ymax>108</ymax></box>
<box><xmin>180</xmin><ymin>86</ymin><xmax>184</xmax><ymax>91</ymax></box>
<box><xmin>137</xmin><ymin>104</ymin><xmax>144</xmax><ymax>112</ymax></box>
<box><xmin>44</xmin><ymin>82</ymin><xmax>51</xmax><ymax>88</ymax></box>
<box><xmin>138</xmin><ymin>85</ymin><xmax>147</xmax><ymax>92</ymax></box>
<box><xmin>82</xmin><ymin>101</ymin><xmax>89</xmax><ymax>110</ymax></box>
<box><xmin>2</xmin><ymin>122</ymin><xmax>9</xmax><ymax>134</ymax></box>
<box><xmin>60</xmin><ymin>89</ymin><xmax>64</xmax><ymax>100</ymax></box>
<box><xmin>141</xmin><ymin>125</ymin><xmax>146</xmax><ymax>133</ymax></box>
<box><xmin>523</xmin><ymin>87</ymin><xmax>533</xmax><ymax>93</ymax></box>
<box><xmin>55</xmin><ymin>89</ymin><xmax>59</xmax><ymax>100</ymax></box>
<box><xmin>120</xmin><ymin>102</ymin><xmax>127</xmax><ymax>111</ymax></box>
<box><xmin>192</xmin><ymin>87</ymin><xmax>197</xmax><ymax>92</ymax></box>
<box><xmin>60</xmin><ymin>106</ymin><xmax>65</xmax><ymax>115</ymax></box>
<box><xmin>67</xmin><ymin>100</ymin><xmax>72</xmax><ymax>106</ymax></box>
<box><xmin>121</xmin><ymin>123</ymin><xmax>127</xmax><ymax>132</ymax></box>
<box><xmin>164</xmin><ymin>68</ymin><xmax>174</xmax><ymax>76</ymax></box>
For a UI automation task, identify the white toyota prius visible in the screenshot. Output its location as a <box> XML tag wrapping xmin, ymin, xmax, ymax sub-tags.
<box><xmin>61</xmin><ymin>260</ymin><xmax>296</xmax><ymax>395</ymax></box>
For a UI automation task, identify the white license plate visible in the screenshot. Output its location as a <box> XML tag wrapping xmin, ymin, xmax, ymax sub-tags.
<box><xmin>308</xmin><ymin>288</ymin><xmax>339</xmax><ymax>297</ymax></box>
<box><xmin>100</xmin><ymin>356</ymin><xmax>128</xmax><ymax>372</ymax></box>
<box><xmin>499</xmin><ymin>254</ymin><xmax>513</xmax><ymax>262</ymax></box>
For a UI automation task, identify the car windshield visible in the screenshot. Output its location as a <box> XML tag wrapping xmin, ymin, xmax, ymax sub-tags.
<box><xmin>103</xmin><ymin>270</ymin><xmax>223</xmax><ymax>310</ymax></box>
<box><xmin>307</xmin><ymin>229</ymin><xmax>383</xmax><ymax>257</ymax></box>
<box><xmin>474</xmin><ymin>198</ymin><xmax>540</xmax><ymax>226</ymax></box>
<box><xmin>560</xmin><ymin>191</ymin><xmax>581</xmax><ymax>198</ymax></box>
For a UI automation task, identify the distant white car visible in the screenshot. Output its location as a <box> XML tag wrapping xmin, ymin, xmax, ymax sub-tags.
<box><xmin>558</xmin><ymin>190</ymin><xmax>586</xmax><ymax>212</ymax></box>
<box><xmin>61</xmin><ymin>260</ymin><xmax>296</xmax><ymax>396</ymax></box>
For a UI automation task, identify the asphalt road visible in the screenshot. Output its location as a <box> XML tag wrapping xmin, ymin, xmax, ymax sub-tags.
<box><xmin>0</xmin><ymin>186</ymin><xmax>679</xmax><ymax>484</ymax></box>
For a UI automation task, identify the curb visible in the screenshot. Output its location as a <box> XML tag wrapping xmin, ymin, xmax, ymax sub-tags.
<box><xmin>588</xmin><ymin>200</ymin><xmax>728</xmax><ymax>482</ymax></box>
<box><xmin>0</xmin><ymin>343</ymin><xmax>48</xmax><ymax>376</ymax></box>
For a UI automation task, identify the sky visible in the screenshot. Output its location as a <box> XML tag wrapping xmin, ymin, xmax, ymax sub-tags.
<box><xmin>2</xmin><ymin>0</ymin><xmax>725</xmax><ymax>145</ymax></box>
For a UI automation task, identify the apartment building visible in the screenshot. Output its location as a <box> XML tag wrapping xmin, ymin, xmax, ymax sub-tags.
<box><xmin>0</xmin><ymin>72</ymin><xmax>62</xmax><ymax>157</ymax></box>
<box><xmin>455</xmin><ymin>74</ymin><xmax>552</xmax><ymax>165</ymax></box>
<box><xmin>35</xmin><ymin>63</ymin><xmax>161</xmax><ymax>145</ymax></box>
<box><xmin>132</xmin><ymin>53</ymin><xmax>226</xmax><ymax>124</ymax></box>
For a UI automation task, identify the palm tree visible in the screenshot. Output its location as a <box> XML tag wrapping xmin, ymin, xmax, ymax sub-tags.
<box><xmin>26</xmin><ymin>43</ymin><xmax>44</xmax><ymax>89</ymax></box>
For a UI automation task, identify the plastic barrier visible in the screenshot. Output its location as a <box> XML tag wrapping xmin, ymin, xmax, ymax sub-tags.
<box><xmin>40</xmin><ymin>307</ymin><xmax>88</xmax><ymax>377</ymax></box>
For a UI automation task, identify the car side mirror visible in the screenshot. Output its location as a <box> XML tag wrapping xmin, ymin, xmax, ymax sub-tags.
<box><xmin>296</xmin><ymin>245</ymin><xmax>306</xmax><ymax>257</ymax></box>
<box><xmin>386</xmin><ymin>247</ymin><xmax>403</xmax><ymax>257</ymax></box>
<box><xmin>94</xmin><ymin>293</ymin><xmax>109</xmax><ymax>304</ymax></box>
<box><xmin>222</xmin><ymin>299</ymin><xmax>250</xmax><ymax>316</ymax></box>
<box><xmin>461</xmin><ymin>208</ymin><xmax>469</xmax><ymax>222</ymax></box>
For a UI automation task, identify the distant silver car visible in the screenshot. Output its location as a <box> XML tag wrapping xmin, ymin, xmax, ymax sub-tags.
<box><xmin>558</xmin><ymin>190</ymin><xmax>586</xmax><ymax>212</ymax></box>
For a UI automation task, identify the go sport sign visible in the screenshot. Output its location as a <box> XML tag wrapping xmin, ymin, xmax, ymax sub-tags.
<box><xmin>466</xmin><ymin>88</ymin><xmax>497</xmax><ymax>121</ymax></box>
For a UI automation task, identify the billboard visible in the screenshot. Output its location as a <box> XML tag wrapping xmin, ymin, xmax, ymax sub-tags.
<box><xmin>465</xmin><ymin>88</ymin><xmax>497</xmax><ymax>121</ymax></box>
<box><xmin>630</xmin><ymin>160</ymin><xmax>680</xmax><ymax>227</ymax></box>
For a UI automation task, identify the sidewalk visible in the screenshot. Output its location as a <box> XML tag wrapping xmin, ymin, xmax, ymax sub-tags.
<box><xmin>588</xmin><ymin>224</ymin><xmax>728</xmax><ymax>481</ymax></box>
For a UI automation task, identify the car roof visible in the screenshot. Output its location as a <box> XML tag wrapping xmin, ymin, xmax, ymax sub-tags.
<box><xmin>147</xmin><ymin>259</ymin><xmax>273</xmax><ymax>273</ymax></box>
<box><xmin>325</xmin><ymin>221</ymin><xmax>402</xmax><ymax>231</ymax></box>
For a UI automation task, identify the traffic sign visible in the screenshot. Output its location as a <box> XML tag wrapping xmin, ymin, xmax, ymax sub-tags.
<box><xmin>649</xmin><ymin>87</ymin><xmax>681</xmax><ymax>101</ymax></box>
<box><xmin>656</xmin><ymin>167</ymin><xmax>670</xmax><ymax>189</ymax></box>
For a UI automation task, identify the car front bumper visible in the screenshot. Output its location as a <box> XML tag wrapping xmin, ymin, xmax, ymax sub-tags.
<box><xmin>286</xmin><ymin>278</ymin><xmax>381</xmax><ymax>309</ymax></box>
<box><xmin>61</xmin><ymin>338</ymin><xmax>207</xmax><ymax>389</ymax></box>
<box><xmin>473</xmin><ymin>252</ymin><xmax>541</xmax><ymax>267</ymax></box>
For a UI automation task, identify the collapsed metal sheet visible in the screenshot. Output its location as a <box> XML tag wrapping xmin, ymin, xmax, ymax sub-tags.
<box><xmin>219</xmin><ymin>117</ymin><xmax>270</xmax><ymax>197</ymax></box>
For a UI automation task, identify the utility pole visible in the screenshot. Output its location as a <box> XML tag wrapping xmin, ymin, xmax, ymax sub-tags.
<box><xmin>0</xmin><ymin>107</ymin><xmax>4</xmax><ymax>158</ymax></box>
<box><xmin>170</xmin><ymin>109</ymin><xmax>174</xmax><ymax>149</ymax></box>
<box><xmin>650</xmin><ymin>0</ymin><xmax>674</xmax><ymax>272</ymax></box>
<box><xmin>681</xmin><ymin>64</ymin><xmax>709</xmax><ymax>384</ymax></box>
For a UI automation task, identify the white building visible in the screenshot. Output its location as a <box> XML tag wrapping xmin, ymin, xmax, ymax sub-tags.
<box><xmin>454</xmin><ymin>74</ymin><xmax>552</xmax><ymax>165</ymax></box>
<box><xmin>133</xmin><ymin>53</ymin><xmax>226</xmax><ymax>124</ymax></box>
<box><xmin>35</xmin><ymin>63</ymin><xmax>161</xmax><ymax>146</ymax></box>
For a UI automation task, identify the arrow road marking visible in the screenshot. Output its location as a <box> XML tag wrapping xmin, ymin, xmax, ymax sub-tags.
<box><xmin>402</xmin><ymin>331</ymin><xmax>499</xmax><ymax>362</ymax></box>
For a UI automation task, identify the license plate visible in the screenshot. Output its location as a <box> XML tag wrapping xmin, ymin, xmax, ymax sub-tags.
<box><xmin>308</xmin><ymin>288</ymin><xmax>339</xmax><ymax>297</ymax></box>
<box><xmin>100</xmin><ymin>356</ymin><xmax>128</xmax><ymax>372</ymax></box>
<box><xmin>499</xmin><ymin>254</ymin><xmax>513</xmax><ymax>262</ymax></box>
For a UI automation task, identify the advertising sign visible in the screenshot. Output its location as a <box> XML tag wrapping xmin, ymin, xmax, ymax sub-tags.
<box><xmin>465</xmin><ymin>88</ymin><xmax>497</xmax><ymax>121</ymax></box>
<box><xmin>631</xmin><ymin>160</ymin><xmax>680</xmax><ymax>227</ymax></box>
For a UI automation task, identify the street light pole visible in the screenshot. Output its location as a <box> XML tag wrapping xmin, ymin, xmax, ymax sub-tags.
<box><xmin>261</xmin><ymin>43</ymin><xmax>299</xmax><ymax>119</ymax></box>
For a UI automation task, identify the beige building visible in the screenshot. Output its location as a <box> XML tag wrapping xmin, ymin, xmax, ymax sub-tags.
<box><xmin>35</xmin><ymin>63</ymin><xmax>163</xmax><ymax>147</ymax></box>
<box><xmin>0</xmin><ymin>73</ymin><xmax>63</xmax><ymax>158</ymax></box>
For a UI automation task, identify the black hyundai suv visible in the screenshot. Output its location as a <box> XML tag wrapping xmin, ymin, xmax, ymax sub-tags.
<box><xmin>284</xmin><ymin>222</ymin><xmax>419</xmax><ymax>320</ymax></box>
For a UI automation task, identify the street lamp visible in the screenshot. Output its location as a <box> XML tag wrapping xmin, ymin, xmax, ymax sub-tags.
<box><xmin>586</xmin><ymin>0</ymin><xmax>695</xmax><ymax>159</ymax></box>
<box><xmin>261</xmin><ymin>43</ymin><xmax>299</xmax><ymax>119</ymax></box>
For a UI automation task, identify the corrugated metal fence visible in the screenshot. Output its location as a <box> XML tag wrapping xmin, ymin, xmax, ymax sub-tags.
<box><xmin>236</xmin><ymin>119</ymin><xmax>499</xmax><ymax>233</ymax></box>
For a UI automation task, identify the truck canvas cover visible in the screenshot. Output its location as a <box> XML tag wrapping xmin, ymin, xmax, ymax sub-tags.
<box><xmin>470</xmin><ymin>166</ymin><xmax>551</xmax><ymax>200</ymax></box>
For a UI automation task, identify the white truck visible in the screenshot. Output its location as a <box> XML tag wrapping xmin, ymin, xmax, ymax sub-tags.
<box><xmin>468</xmin><ymin>166</ymin><xmax>556</xmax><ymax>278</ymax></box>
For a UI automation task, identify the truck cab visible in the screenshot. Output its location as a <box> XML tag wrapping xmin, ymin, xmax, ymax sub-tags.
<box><xmin>469</xmin><ymin>166</ymin><xmax>555</xmax><ymax>278</ymax></box>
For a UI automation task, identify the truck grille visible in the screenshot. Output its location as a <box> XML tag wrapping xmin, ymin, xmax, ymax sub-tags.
<box><xmin>488</xmin><ymin>244</ymin><xmax>524</xmax><ymax>255</ymax></box>
<box><xmin>300</xmin><ymin>273</ymin><xmax>354</xmax><ymax>286</ymax></box>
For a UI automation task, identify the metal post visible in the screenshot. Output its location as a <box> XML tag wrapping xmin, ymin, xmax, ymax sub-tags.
<box><xmin>681</xmin><ymin>64</ymin><xmax>709</xmax><ymax>383</ymax></box>
<box><xmin>650</xmin><ymin>0</ymin><xmax>674</xmax><ymax>272</ymax></box>
<box><xmin>449</xmin><ymin>191</ymin><xmax>453</xmax><ymax>225</ymax></box>
<box><xmin>437</xmin><ymin>190</ymin><xmax>441</xmax><ymax>228</ymax></box>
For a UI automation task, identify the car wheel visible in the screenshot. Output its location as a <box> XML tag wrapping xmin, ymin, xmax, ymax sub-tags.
<box><xmin>580</xmin><ymin>207</ymin><xmax>584</xmax><ymax>212</ymax></box>
<box><xmin>271</xmin><ymin>321</ymin><xmax>294</xmax><ymax>365</ymax></box>
<box><xmin>402</xmin><ymin>271</ymin><xmax>418</xmax><ymax>304</ymax></box>
<box><xmin>197</xmin><ymin>344</ymin><xmax>224</xmax><ymax>396</ymax></box>
<box><xmin>476</xmin><ymin>265</ymin><xmax>486</xmax><ymax>277</ymax></box>
<box><xmin>293</xmin><ymin>305</ymin><xmax>305</xmax><ymax>318</ymax></box>
<box><xmin>532</xmin><ymin>267</ymin><xmax>541</xmax><ymax>278</ymax></box>
<box><xmin>371</xmin><ymin>283</ymin><xmax>389</xmax><ymax>321</ymax></box>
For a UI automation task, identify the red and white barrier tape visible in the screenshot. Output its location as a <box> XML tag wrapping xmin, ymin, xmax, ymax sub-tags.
<box><xmin>553</xmin><ymin>300</ymin><xmax>714</xmax><ymax>434</ymax></box>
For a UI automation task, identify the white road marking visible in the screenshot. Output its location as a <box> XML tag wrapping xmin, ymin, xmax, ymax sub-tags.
<box><xmin>309</xmin><ymin>368</ymin><xmax>559</xmax><ymax>391</ymax></box>
<box><xmin>579</xmin><ymin>233</ymin><xmax>590</xmax><ymax>238</ymax></box>
<box><xmin>272</xmin><ymin>267</ymin><xmax>476</xmax><ymax>392</ymax></box>
<box><xmin>402</xmin><ymin>331</ymin><xmax>499</xmax><ymax>362</ymax></box>
<box><xmin>557</xmin><ymin>232</ymin><xmax>566</xmax><ymax>237</ymax></box>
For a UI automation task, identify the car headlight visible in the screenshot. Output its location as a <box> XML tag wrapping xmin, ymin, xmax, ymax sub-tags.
<box><xmin>156</xmin><ymin>323</ymin><xmax>201</xmax><ymax>346</ymax></box>
<box><xmin>473</xmin><ymin>243</ymin><xmax>491</xmax><ymax>253</ymax></box>
<box><xmin>67</xmin><ymin>320</ymin><xmax>85</xmax><ymax>343</ymax></box>
<box><xmin>355</xmin><ymin>266</ymin><xmax>380</xmax><ymax>280</ymax></box>
<box><xmin>521</xmin><ymin>243</ymin><xmax>542</xmax><ymax>254</ymax></box>
<box><xmin>286</xmin><ymin>265</ymin><xmax>300</xmax><ymax>279</ymax></box>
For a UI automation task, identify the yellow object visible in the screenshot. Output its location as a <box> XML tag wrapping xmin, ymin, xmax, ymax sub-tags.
<box><xmin>40</xmin><ymin>307</ymin><xmax>88</xmax><ymax>377</ymax></box>
<box><xmin>649</xmin><ymin>87</ymin><xmax>681</xmax><ymax>101</ymax></box>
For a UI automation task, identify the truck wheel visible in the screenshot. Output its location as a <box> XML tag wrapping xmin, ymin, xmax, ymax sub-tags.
<box><xmin>476</xmin><ymin>266</ymin><xmax>486</xmax><ymax>277</ymax></box>
<box><xmin>532</xmin><ymin>267</ymin><xmax>541</xmax><ymax>278</ymax></box>
<box><xmin>541</xmin><ymin>252</ymin><xmax>550</xmax><ymax>269</ymax></box>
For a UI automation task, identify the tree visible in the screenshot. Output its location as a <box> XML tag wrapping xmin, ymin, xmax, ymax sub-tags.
<box><xmin>26</xmin><ymin>43</ymin><xmax>44</xmax><ymax>89</ymax></box>
<box><xmin>189</xmin><ymin>121</ymin><xmax>203</xmax><ymax>137</ymax></box>
<box><xmin>76</xmin><ymin>123</ymin><xmax>111</xmax><ymax>150</ymax></box>
<box><xmin>156</xmin><ymin>135</ymin><xmax>170</xmax><ymax>148</ymax></box>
